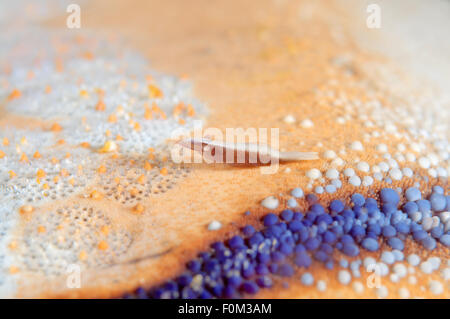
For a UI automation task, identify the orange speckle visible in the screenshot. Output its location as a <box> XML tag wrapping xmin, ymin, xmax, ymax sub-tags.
<box><xmin>160</xmin><ymin>167</ymin><xmax>168</xmax><ymax>176</ymax></box>
<box><xmin>79</xmin><ymin>250</ymin><xmax>87</xmax><ymax>261</ymax></box>
<box><xmin>148</xmin><ymin>84</ymin><xmax>163</xmax><ymax>98</ymax></box>
<box><xmin>33</xmin><ymin>151</ymin><xmax>41</xmax><ymax>159</ymax></box>
<box><xmin>9</xmin><ymin>170</ymin><xmax>16</xmax><ymax>179</ymax></box>
<box><xmin>100</xmin><ymin>225</ymin><xmax>109</xmax><ymax>235</ymax></box>
<box><xmin>82</xmin><ymin>51</ymin><xmax>94</xmax><ymax>60</ymax></box>
<box><xmin>45</xmin><ymin>85</ymin><xmax>52</xmax><ymax>94</ymax></box>
<box><xmin>50</xmin><ymin>123</ymin><xmax>62</xmax><ymax>132</ymax></box>
<box><xmin>144</xmin><ymin>161</ymin><xmax>153</xmax><ymax>171</ymax></box>
<box><xmin>65</xmin><ymin>152</ymin><xmax>71</xmax><ymax>159</ymax></box>
<box><xmin>95</xmin><ymin>100</ymin><xmax>106</xmax><ymax>111</ymax></box>
<box><xmin>133</xmin><ymin>122</ymin><xmax>141</xmax><ymax>131</ymax></box>
<box><xmin>20</xmin><ymin>153</ymin><xmax>29</xmax><ymax>163</ymax></box>
<box><xmin>8</xmin><ymin>241</ymin><xmax>17</xmax><ymax>250</ymax></box>
<box><xmin>19</xmin><ymin>205</ymin><xmax>33</xmax><ymax>214</ymax></box>
<box><xmin>57</xmin><ymin>139</ymin><xmax>66</xmax><ymax>145</ymax></box>
<box><xmin>98</xmin><ymin>240</ymin><xmax>108</xmax><ymax>250</ymax></box>
<box><xmin>129</xmin><ymin>187</ymin><xmax>139</xmax><ymax>196</ymax></box>
<box><xmin>42</xmin><ymin>183</ymin><xmax>49</xmax><ymax>190</ymax></box>
<box><xmin>187</xmin><ymin>104</ymin><xmax>195</xmax><ymax>117</ymax></box>
<box><xmin>105</xmin><ymin>129</ymin><xmax>112</xmax><ymax>137</ymax></box>
<box><xmin>80</xmin><ymin>142</ymin><xmax>90</xmax><ymax>148</ymax></box>
<box><xmin>133</xmin><ymin>203</ymin><xmax>145</xmax><ymax>214</ymax></box>
<box><xmin>98</xmin><ymin>140</ymin><xmax>118</xmax><ymax>153</ymax></box>
<box><xmin>137</xmin><ymin>174</ymin><xmax>146</xmax><ymax>184</ymax></box>
<box><xmin>68</xmin><ymin>178</ymin><xmax>75</xmax><ymax>186</ymax></box>
<box><xmin>8</xmin><ymin>89</ymin><xmax>21</xmax><ymax>100</ymax></box>
<box><xmin>37</xmin><ymin>168</ymin><xmax>46</xmax><ymax>179</ymax></box>
<box><xmin>151</xmin><ymin>104</ymin><xmax>167</xmax><ymax>119</ymax></box>
<box><xmin>0</xmin><ymin>150</ymin><xmax>5</xmax><ymax>159</ymax></box>
<box><xmin>9</xmin><ymin>266</ymin><xmax>19</xmax><ymax>274</ymax></box>
<box><xmin>53</xmin><ymin>176</ymin><xmax>60</xmax><ymax>183</ymax></box>
<box><xmin>178</xmin><ymin>118</ymin><xmax>186</xmax><ymax>125</ymax></box>
<box><xmin>79</xmin><ymin>89</ymin><xmax>89</xmax><ymax>97</ymax></box>
<box><xmin>108</xmin><ymin>114</ymin><xmax>117</xmax><ymax>123</ymax></box>
<box><xmin>51</xmin><ymin>157</ymin><xmax>59</xmax><ymax>165</ymax></box>
<box><xmin>37</xmin><ymin>226</ymin><xmax>46</xmax><ymax>233</ymax></box>
<box><xmin>116</xmin><ymin>134</ymin><xmax>124</xmax><ymax>141</ymax></box>
<box><xmin>98</xmin><ymin>165</ymin><xmax>107</xmax><ymax>174</ymax></box>
<box><xmin>3</xmin><ymin>137</ymin><xmax>9</xmax><ymax>146</ymax></box>
<box><xmin>173</xmin><ymin>102</ymin><xmax>187</xmax><ymax>117</ymax></box>
<box><xmin>144</xmin><ymin>107</ymin><xmax>153</xmax><ymax>120</ymax></box>
<box><xmin>60</xmin><ymin>168</ymin><xmax>69</xmax><ymax>177</ymax></box>
<box><xmin>90</xmin><ymin>190</ymin><xmax>103</xmax><ymax>200</ymax></box>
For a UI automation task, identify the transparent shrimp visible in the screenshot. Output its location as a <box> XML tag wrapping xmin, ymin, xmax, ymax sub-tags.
<box><xmin>177</xmin><ymin>137</ymin><xmax>318</xmax><ymax>165</ymax></box>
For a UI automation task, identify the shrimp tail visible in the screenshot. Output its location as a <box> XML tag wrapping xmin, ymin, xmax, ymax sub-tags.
<box><xmin>279</xmin><ymin>151</ymin><xmax>319</xmax><ymax>161</ymax></box>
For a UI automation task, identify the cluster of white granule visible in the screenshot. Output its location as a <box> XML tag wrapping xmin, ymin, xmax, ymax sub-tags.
<box><xmin>279</xmin><ymin>61</ymin><xmax>449</xmax><ymax>198</ymax></box>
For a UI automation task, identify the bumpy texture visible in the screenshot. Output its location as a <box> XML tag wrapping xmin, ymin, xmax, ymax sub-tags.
<box><xmin>0</xmin><ymin>0</ymin><xmax>448</xmax><ymax>298</ymax></box>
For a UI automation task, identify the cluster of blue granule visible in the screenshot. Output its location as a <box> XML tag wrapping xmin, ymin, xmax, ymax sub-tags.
<box><xmin>124</xmin><ymin>186</ymin><xmax>449</xmax><ymax>299</ymax></box>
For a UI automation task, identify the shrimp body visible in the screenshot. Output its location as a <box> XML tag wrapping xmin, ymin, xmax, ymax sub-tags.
<box><xmin>177</xmin><ymin>138</ymin><xmax>318</xmax><ymax>165</ymax></box>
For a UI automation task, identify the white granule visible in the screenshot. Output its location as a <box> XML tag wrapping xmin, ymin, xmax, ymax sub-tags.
<box><xmin>325</xmin><ymin>168</ymin><xmax>339</xmax><ymax>179</ymax></box>
<box><xmin>283</xmin><ymin>114</ymin><xmax>296</xmax><ymax>124</ymax></box>
<box><xmin>418</xmin><ymin>156</ymin><xmax>431</xmax><ymax>169</ymax></box>
<box><xmin>207</xmin><ymin>220</ymin><xmax>222</xmax><ymax>231</ymax></box>
<box><xmin>323</xmin><ymin>150</ymin><xmax>337</xmax><ymax>159</ymax></box>
<box><xmin>350</xmin><ymin>141</ymin><xmax>364</xmax><ymax>151</ymax></box>
<box><xmin>377</xmin><ymin>143</ymin><xmax>388</xmax><ymax>153</ymax></box>
<box><xmin>389</xmin><ymin>168</ymin><xmax>403</xmax><ymax>180</ymax></box>
<box><xmin>362</xmin><ymin>175</ymin><xmax>373</xmax><ymax>186</ymax></box>
<box><xmin>343</xmin><ymin>168</ymin><xmax>355</xmax><ymax>177</ymax></box>
<box><xmin>356</xmin><ymin>161</ymin><xmax>370</xmax><ymax>172</ymax></box>
<box><xmin>261</xmin><ymin>196</ymin><xmax>279</xmax><ymax>210</ymax></box>
<box><xmin>300</xmin><ymin>119</ymin><xmax>314</xmax><ymax>128</ymax></box>
<box><xmin>306</xmin><ymin>168</ymin><xmax>322</xmax><ymax>179</ymax></box>
<box><xmin>349</xmin><ymin>175</ymin><xmax>361</xmax><ymax>187</ymax></box>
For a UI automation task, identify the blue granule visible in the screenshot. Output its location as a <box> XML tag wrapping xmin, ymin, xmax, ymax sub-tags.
<box><xmin>127</xmin><ymin>186</ymin><xmax>448</xmax><ymax>299</ymax></box>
